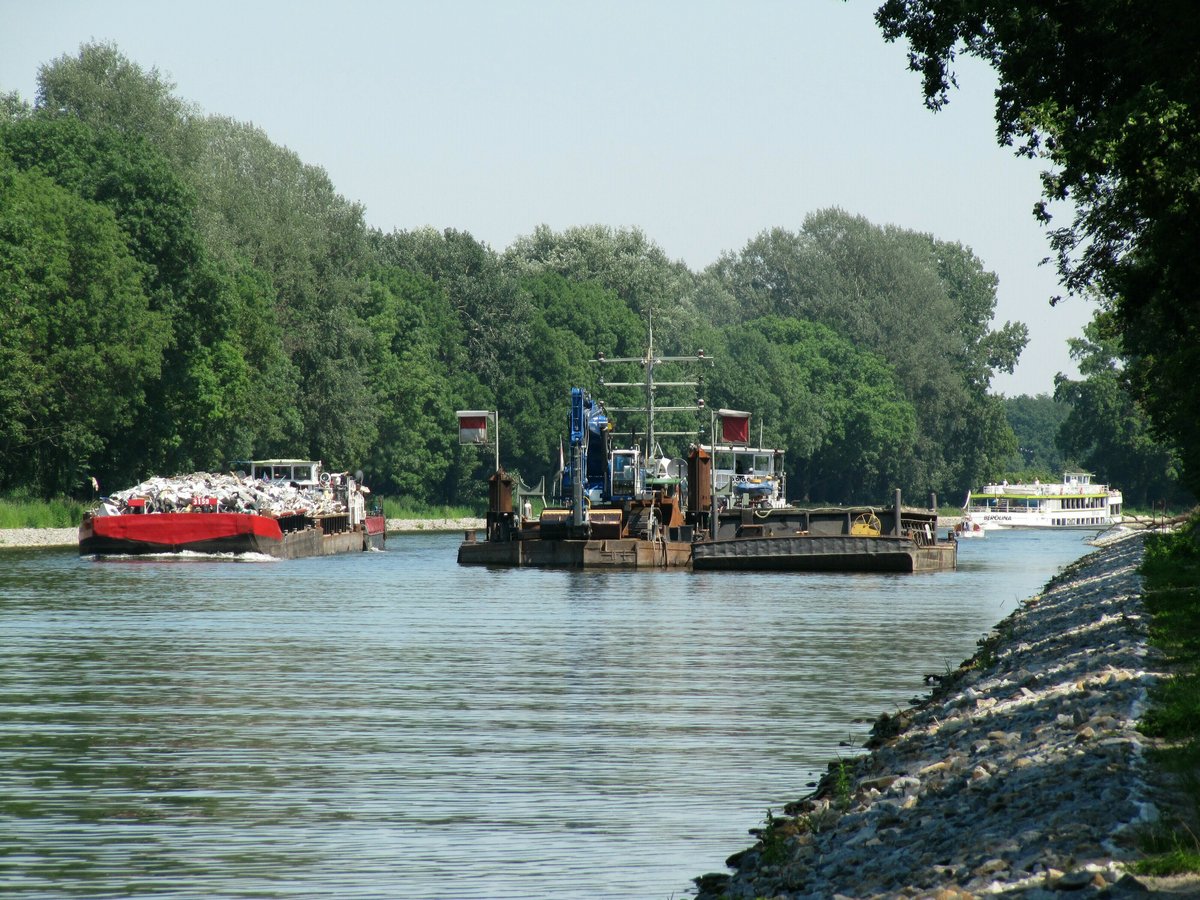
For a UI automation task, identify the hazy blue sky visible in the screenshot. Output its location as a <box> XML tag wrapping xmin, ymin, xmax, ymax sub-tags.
<box><xmin>1</xmin><ymin>0</ymin><xmax>1096</xmax><ymax>396</ymax></box>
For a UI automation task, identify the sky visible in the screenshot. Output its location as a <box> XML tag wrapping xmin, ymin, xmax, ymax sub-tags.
<box><xmin>0</xmin><ymin>0</ymin><xmax>1097</xmax><ymax>396</ymax></box>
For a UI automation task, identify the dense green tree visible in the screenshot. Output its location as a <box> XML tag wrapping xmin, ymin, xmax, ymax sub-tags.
<box><xmin>504</xmin><ymin>224</ymin><xmax>699</xmax><ymax>349</ymax></box>
<box><xmin>0</xmin><ymin>157</ymin><xmax>167</xmax><ymax>495</ymax></box>
<box><xmin>217</xmin><ymin>260</ymin><xmax>304</xmax><ymax>457</ymax></box>
<box><xmin>368</xmin><ymin>242</ymin><xmax>685</xmax><ymax>492</ymax></box>
<box><xmin>1001</xmin><ymin>393</ymin><xmax>1071</xmax><ymax>476</ymax></box>
<box><xmin>0</xmin><ymin>113</ymin><xmax>200</xmax><ymax>302</ymax></box>
<box><xmin>5</xmin><ymin>43</ymin><xmax>385</xmax><ymax>494</ymax></box>
<box><xmin>374</xmin><ymin>256</ymin><xmax>490</xmax><ymax>503</ymax></box>
<box><xmin>36</xmin><ymin>41</ymin><xmax>200</xmax><ymax>171</ymax></box>
<box><xmin>149</xmin><ymin>258</ymin><xmax>303</xmax><ymax>473</ymax></box>
<box><xmin>37</xmin><ymin>46</ymin><xmax>376</xmax><ymax>470</ymax></box>
<box><xmin>361</xmin><ymin>267</ymin><xmax>463</xmax><ymax>499</ymax></box>
<box><xmin>374</xmin><ymin>227</ymin><xmax>530</xmax><ymax>395</ymax></box>
<box><xmin>1054</xmin><ymin>317</ymin><xmax>1190</xmax><ymax>510</ymax></box>
<box><xmin>483</xmin><ymin>255</ymin><xmax>722</xmax><ymax>481</ymax></box>
<box><xmin>705</xmin><ymin>210</ymin><xmax>1023</xmax><ymax>497</ymax></box>
<box><xmin>1</xmin><ymin>109</ymin><xmax>303</xmax><ymax>481</ymax></box>
<box><xmin>1</xmin><ymin>91</ymin><xmax>30</xmax><ymax>124</ymax></box>
<box><xmin>708</xmin><ymin>318</ymin><xmax>918</xmax><ymax>503</ymax></box>
<box><xmin>501</xmin><ymin>273</ymin><xmax>646</xmax><ymax>485</ymax></box>
<box><xmin>191</xmin><ymin>115</ymin><xmax>378</xmax><ymax>468</ymax></box>
<box><xmin>876</xmin><ymin>0</ymin><xmax>1200</xmax><ymax>496</ymax></box>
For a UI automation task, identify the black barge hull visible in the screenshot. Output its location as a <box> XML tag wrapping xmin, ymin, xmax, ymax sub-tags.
<box><xmin>457</xmin><ymin>535</ymin><xmax>691</xmax><ymax>568</ymax></box>
<box><xmin>691</xmin><ymin>534</ymin><xmax>956</xmax><ymax>574</ymax></box>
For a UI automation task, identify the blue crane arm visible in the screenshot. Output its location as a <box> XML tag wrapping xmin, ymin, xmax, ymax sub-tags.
<box><xmin>564</xmin><ymin>388</ymin><xmax>610</xmax><ymax>500</ymax></box>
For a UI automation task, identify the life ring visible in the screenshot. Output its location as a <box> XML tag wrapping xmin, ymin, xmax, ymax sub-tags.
<box><xmin>320</xmin><ymin>472</ymin><xmax>331</xmax><ymax>486</ymax></box>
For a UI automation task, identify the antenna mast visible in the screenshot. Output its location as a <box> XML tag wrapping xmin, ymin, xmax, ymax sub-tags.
<box><xmin>593</xmin><ymin>308</ymin><xmax>711</xmax><ymax>456</ymax></box>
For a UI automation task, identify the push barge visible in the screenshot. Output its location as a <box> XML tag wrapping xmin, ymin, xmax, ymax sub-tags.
<box><xmin>686</xmin><ymin>415</ymin><xmax>956</xmax><ymax>574</ymax></box>
<box><xmin>457</xmin><ymin>387</ymin><xmax>693</xmax><ymax>569</ymax></box>
<box><xmin>79</xmin><ymin>459</ymin><xmax>385</xmax><ymax>559</ymax></box>
<box><xmin>691</xmin><ymin>493</ymin><xmax>954</xmax><ymax>574</ymax></box>
<box><xmin>457</xmin><ymin>322</ymin><xmax>954</xmax><ymax>574</ymax></box>
<box><xmin>457</xmin><ymin>395</ymin><xmax>955</xmax><ymax>574</ymax></box>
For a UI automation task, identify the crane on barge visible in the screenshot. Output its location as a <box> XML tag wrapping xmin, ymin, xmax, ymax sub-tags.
<box><xmin>457</xmin><ymin>314</ymin><xmax>709</xmax><ymax>567</ymax></box>
<box><xmin>554</xmin><ymin>313</ymin><xmax>710</xmax><ymax>539</ymax></box>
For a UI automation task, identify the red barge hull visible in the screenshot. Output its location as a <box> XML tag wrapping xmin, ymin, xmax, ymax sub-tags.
<box><xmin>79</xmin><ymin>512</ymin><xmax>386</xmax><ymax>559</ymax></box>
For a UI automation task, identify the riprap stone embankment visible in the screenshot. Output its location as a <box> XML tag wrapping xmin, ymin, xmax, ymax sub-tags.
<box><xmin>695</xmin><ymin>532</ymin><xmax>1188</xmax><ymax>899</ymax></box>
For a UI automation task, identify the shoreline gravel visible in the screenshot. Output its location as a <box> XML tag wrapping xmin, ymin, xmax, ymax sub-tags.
<box><xmin>385</xmin><ymin>517</ymin><xmax>484</xmax><ymax>534</ymax></box>
<box><xmin>0</xmin><ymin>519</ymin><xmax>486</xmax><ymax>550</ymax></box>
<box><xmin>693</xmin><ymin>530</ymin><xmax>1198</xmax><ymax>898</ymax></box>
<box><xmin>0</xmin><ymin>527</ymin><xmax>78</xmax><ymax>548</ymax></box>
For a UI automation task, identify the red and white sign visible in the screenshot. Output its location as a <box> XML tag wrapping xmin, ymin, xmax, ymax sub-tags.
<box><xmin>457</xmin><ymin>410</ymin><xmax>490</xmax><ymax>445</ymax></box>
<box><xmin>719</xmin><ymin>409</ymin><xmax>751</xmax><ymax>445</ymax></box>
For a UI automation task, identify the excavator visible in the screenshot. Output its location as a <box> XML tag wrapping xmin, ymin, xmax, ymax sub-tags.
<box><xmin>538</xmin><ymin>387</ymin><xmax>685</xmax><ymax>543</ymax></box>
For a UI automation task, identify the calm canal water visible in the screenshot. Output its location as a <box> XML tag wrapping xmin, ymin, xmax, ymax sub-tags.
<box><xmin>1</xmin><ymin>529</ymin><xmax>1095</xmax><ymax>899</ymax></box>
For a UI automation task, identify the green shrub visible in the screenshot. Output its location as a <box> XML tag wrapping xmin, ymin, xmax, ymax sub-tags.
<box><xmin>0</xmin><ymin>495</ymin><xmax>89</xmax><ymax>528</ymax></box>
<box><xmin>380</xmin><ymin>497</ymin><xmax>483</xmax><ymax>520</ymax></box>
<box><xmin>1137</xmin><ymin>514</ymin><xmax>1200</xmax><ymax>874</ymax></box>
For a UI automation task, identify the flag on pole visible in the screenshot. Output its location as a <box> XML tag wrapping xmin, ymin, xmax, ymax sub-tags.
<box><xmin>457</xmin><ymin>411</ymin><xmax>490</xmax><ymax>445</ymax></box>
<box><xmin>718</xmin><ymin>409</ymin><xmax>751</xmax><ymax>445</ymax></box>
<box><xmin>558</xmin><ymin>439</ymin><xmax>565</xmax><ymax>474</ymax></box>
<box><xmin>90</xmin><ymin>476</ymin><xmax>99</xmax><ymax>492</ymax></box>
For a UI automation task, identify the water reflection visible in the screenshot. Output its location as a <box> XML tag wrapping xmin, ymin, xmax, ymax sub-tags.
<box><xmin>0</xmin><ymin>530</ymin><xmax>1093</xmax><ymax>898</ymax></box>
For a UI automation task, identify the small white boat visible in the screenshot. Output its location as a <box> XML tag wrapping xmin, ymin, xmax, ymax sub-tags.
<box><xmin>954</xmin><ymin>519</ymin><xmax>987</xmax><ymax>538</ymax></box>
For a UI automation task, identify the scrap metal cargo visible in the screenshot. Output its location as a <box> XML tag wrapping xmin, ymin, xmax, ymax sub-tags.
<box><xmin>78</xmin><ymin>459</ymin><xmax>385</xmax><ymax>558</ymax></box>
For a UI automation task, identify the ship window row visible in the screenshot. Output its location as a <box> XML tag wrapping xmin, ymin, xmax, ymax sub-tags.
<box><xmin>973</xmin><ymin>498</ymin><xmax>1109</xmax><ymax>512</ymax></box>
<box><xmin>1052</xmin><ymin>517</ymin><xmax>1106</xmax><ymax>526</ymax></box>
<box><xmin>714</xmin><ymin>452</ymin><xmax>776</xmax><ymax>475</ymax></box>
<box><xmin>1059</xmin><ymin>497</ymin><xmax>1105</xmax><ymax>509</ymax></box>
<box><xmin>974</xmin><ymin>498</ymin><xmax>1041</xmax><ymax>511</ymax></box>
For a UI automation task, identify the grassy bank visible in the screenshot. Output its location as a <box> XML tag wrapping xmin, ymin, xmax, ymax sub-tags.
<box><xmin>380</xmin><ymin>497</ymin><xmax>482</xmax><ymax>520</ymax></box>
<box><xmin>0</xmin><ymin>494</ymin><xmax>89</xmax><ymax>529</ymax></box>
<box><xmin>1136</xmin><ymin>516</ymin><xmax>1200</xmax><ymax>874</ymax></box>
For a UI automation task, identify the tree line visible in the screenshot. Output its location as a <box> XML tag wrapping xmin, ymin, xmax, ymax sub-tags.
<box><xmin>0</xmin><ymin>43</ymin><xmax>1190</xmax><ymax>510</ymax></box>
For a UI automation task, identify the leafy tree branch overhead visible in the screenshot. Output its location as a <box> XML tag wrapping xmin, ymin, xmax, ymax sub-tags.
<box><xmin>876</xmin><ymin>0</ymin><xmax>1200</xmax><ymax>496</ymax></box>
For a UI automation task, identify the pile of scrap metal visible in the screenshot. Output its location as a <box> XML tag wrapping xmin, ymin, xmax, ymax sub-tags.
<box><xmin>96</xmin><ymin>472</ymin><xmax>349</xmax><ymax>519</ymax></box>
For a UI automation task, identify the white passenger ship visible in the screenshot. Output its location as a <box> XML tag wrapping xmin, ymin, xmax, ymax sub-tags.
<box><xmin>963</xmin><ymin>472</ymin><xmax>1123</xmax><ymax>529</ymax></box>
